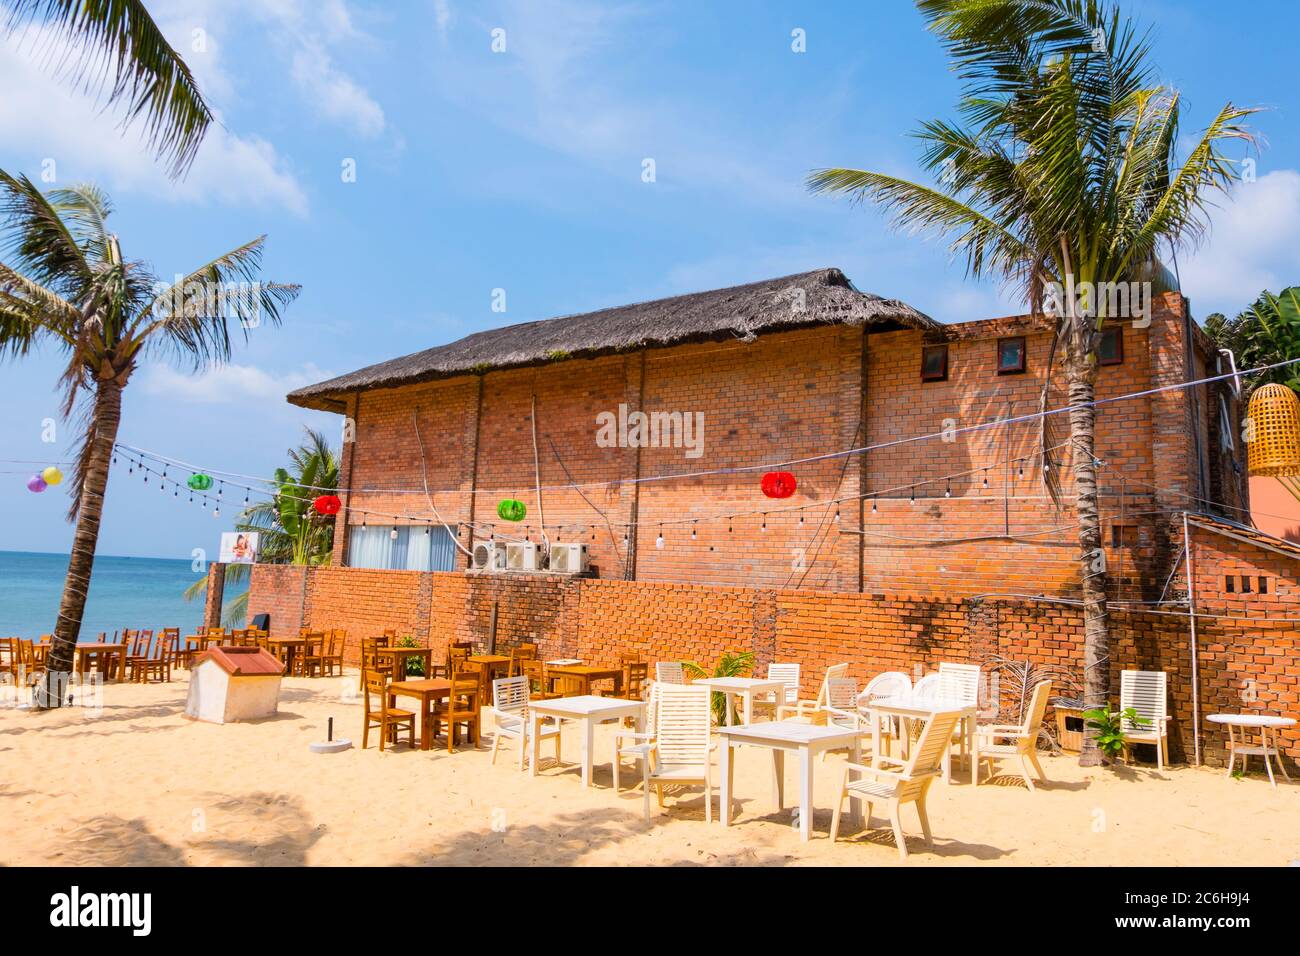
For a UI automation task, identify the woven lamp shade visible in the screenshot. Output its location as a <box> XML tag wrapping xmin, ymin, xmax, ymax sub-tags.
<box><xmin>1246</xmin><ymin>383</ymin><xmax>1300</xmax><ymax>477</ymax></box>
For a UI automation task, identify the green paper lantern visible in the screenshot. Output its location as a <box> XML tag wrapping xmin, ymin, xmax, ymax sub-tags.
<box><xmin>187</xmin><ymin>473</ymin><xmax>214</xmax><ymax>491</ymax></box>
<box><xmin>496</xmin><ymin>499</ymin><xmax>527</xmax><ymax>522</ymax></box>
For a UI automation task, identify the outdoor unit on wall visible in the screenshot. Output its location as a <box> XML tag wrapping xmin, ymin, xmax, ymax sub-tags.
<box><xmin>471</xmin><ymin>541</ymin><xmax>506</xmax><ymax>572</ymax></box>
<box><xmin>547</xmin><ymin>542</ymin><xmax>589</xmax><ymax>574</ymax></box>
<box><xmin>505</xmin><ymin>541</ymin><xmax>540</xmax><ymax>572</ymax></box>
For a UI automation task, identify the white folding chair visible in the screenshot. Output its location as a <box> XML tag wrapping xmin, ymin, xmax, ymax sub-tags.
<box><xmin>779</xmin><ymin>662</ymin><xmax>848</xmax><ymax>722</ymax></box>
<box><xmin>490</xmin><ymin>675</ymin><xmax>561</xmax><ymax>770</ymax></box>
<box><xmin>655</xmin><ymin>661</ymin><xmax>686</xmax><ymax>684</ymax></box>
<box><xmin>1119</xmin><ymin>670</ymin><xmax>1171</xmax><ymax>769</ymax></box>
<box><xmin>641</xmin><ymin>683</ymin><xmax>714</xmax><ymax>822</ymax></box>
<box><xmin>752</xmin><ymin>662</ymin><xmax>801</xmax><ymax>720</ymax></box>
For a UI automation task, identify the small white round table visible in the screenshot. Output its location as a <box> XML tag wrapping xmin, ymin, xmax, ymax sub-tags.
<box><xmin>1207</xmin><ymin>714</ymin><xmax>1295</xmax><ymax>787</ymax></box>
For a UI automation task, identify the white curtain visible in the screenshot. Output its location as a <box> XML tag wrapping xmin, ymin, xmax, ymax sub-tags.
<box><xmin>348</xmin><ymin>525</ymin><xmax>457</xmax><ymax>571</ymax></box>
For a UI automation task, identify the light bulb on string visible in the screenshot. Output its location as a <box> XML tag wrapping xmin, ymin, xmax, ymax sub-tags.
<box><xmin>1017</xmin><ymin>460</ymin><xmax>1024</xmax><ymax>478</ymax></box>
<box><xmin>390</xmin><ymin>527</ymin><xmax>399</xmax><ymax>541</ymax></box>
<box><xmin>691</xmin><ymin>521</ymin><xmax>697</xmax><ymax>541</ymax></box>
<box><xmin>798</xmin><ymin>513</ymin><xmax>805</xmax><ymax>527</ymax></box>
<box><xmin>213</xmin><ymin>506</ymin><xmax>220</xmax><ymax>519</ymax></box>
<box><xmin>909</xmin><ymin>486</ymin><xmax>915</xmax><ymax>503</ymax></box>
<box><xmin>944</xmin><ymin>480</ymin><xmax>952</xmax><ymax>498</ymax></box>
<box><xmin>871</xmin><ymin>498</ymin><xmax>877</xmax><ymax>514</ymax></box>
<box><xmin>655</xmin><ymin>526</ymin><xmax>664</xmax><ymax>550</ymax></box>
<box><xmin>982</xmin><ymin>470</ymin><xmax>989</xmax><ymax>488</ymax></box>
<box><xmin>834</xmin><ymin>506</ymin><xmax>841</xmax><ymax>523</ymax></box>
<box><xmin>761</xmin><ymin>514</ymin><xmax>767</xmax><ymax>532</ymax></box>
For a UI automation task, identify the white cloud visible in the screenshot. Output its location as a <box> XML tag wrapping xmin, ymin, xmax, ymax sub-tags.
<box><xmin>291</xmin><ymin>41</ymin><xmax>386</xmax><ymax>138</ymax></box>
<box><xmin>140</xmin><ymin>362</ymin><xmax>332</xmax><ymax>406</ymax></box>
<box><xmin>0</xmin><ymin>28</ymin><xmax>308</xmax><ymax>215</ymax></box>
<box><xmin>1180</xmin><ymin>169</ymin><xmax>1300</xmax><ymax>316</ymax></box>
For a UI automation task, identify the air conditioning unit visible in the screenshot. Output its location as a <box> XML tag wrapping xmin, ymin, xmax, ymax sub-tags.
<box><xmin>505</xmin><ymin>541</ymin><xmax>540</xmax><ymax>571</ymax></box>
<box><xmin>471</xmin><ymin>541</ymin><xmax>506</xmax><ymax>571</ymax></box>
<box><xmin>547</xmin><ymin>542</ymin><xmax>589</xmax><ymax>574</ymax></box>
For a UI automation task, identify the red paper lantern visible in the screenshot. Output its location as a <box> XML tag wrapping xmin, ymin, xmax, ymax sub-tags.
<box><xmin>314</xmin><ymin>494</ymin><xmax>342</xmax><ymax>515</ymax></box>
<box><xmin>761</xmin><ymin>471</ymin><xmax>797</xmax><ymax>498</ymax></box>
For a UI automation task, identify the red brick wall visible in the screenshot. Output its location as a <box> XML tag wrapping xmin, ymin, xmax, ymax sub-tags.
<box><xmin>323</xmin><ymin>295</ymin><xmax>1235</xmax><ymax>601</ymax></box>
<box><xmin>247</xmin><ymin>564</ymin><xmax>307</xmax><ymax>637</ymax></box>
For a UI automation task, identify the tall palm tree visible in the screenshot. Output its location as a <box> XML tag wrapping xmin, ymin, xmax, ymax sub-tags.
<box><xmin>185</xmin><ymin>427</ymin><xmax>340</xmax><ymax>625</ymax></box>
<box><xmin>809</xmin><ymin>0</ymin><xmax>1253</xmax><ymax>764</ymax></box>
<box><xmin>3</xmin><ymin>0</ymin><xmax>212</xmax><ymax>176</ymax></box>
<box><xmin>0</xmin><ymin>171</ymin><xmax>298</xmax><ymax>706</ymax></box>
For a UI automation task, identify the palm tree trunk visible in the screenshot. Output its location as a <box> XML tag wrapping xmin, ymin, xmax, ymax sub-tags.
<box><xmin>37</xmin><ymin>379</ymin><xmax>123</xmax><ymax>708</ymax></box>
<box><xmin>1066</xmin><ymin>369</ymin><xmax>1110</xmax><ymax>767</ymax></box>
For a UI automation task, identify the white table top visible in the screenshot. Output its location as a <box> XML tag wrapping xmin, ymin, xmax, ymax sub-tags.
<box><xmin>530</xmin><ymin>695</ymin><xmax>644</xmax><ymax>717</ymax></box>
<box><xmin>1207</xmin><ymin>713</ymin><xmax>1296</xmax><ymax>728</ymax></box>
<box><xmin>717</xmin><ymin>719</ymin><xmax>862</xmax><ymax>745</ymax></box>
<box><xmin>692</xmin><ymin>676</ymin><xmax>786</xmax><ymax>691</ymax></box>
<box><xmin>864</xmin><ymin>694</ymin><xmax>975</xmax><ymax>714</ymax></box>
<box><xmin>545</xmin><ymin>658</ymin><xmax>583</xmax><ymax>666</ymax></box>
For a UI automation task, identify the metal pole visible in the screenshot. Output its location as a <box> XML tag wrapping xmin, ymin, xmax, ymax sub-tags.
<box><xmin>1181</xmin><ymin>512</ymin><xmax>1202</xmax><ymax>767</ymax></box>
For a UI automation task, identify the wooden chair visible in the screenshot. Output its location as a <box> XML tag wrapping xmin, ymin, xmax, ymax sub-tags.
<box><xmin>508</xmin><ymin>642</ymin><xmax>539</xmax><ymax>677</ymax></box>
<box><xmin>362</xmin><ymin>670</ymin><xmax>416</xmax><ymax>752</ymax></box>
<box><xmin>434</xmin><ymin>673</ymin><xmax>481</xmax><ymax>753</ymax></box>
<box><xmin>1119</xmin><ymin>670</ymin><xmax>1171</xmax><ymax>769</ymax></box>
<box><xmin>160</xmin><ymin>628</ymin><xmax>183</xmax><ymax>670</ymax></box>
<box><xmin>125</xmin><ymin>630</ymin><xmax>153</xmax><ymax>681</ymax></box>
<box><xmin>752</xmin><ymin>662</ymin><xmax>801</xmax><ymax>720</ymax></box>
<box><xmin>490</xmin><ymin>675</ymin><xmax>561</xmax><ymax>769</ymax></box>
<box><xmin>624</xmin><ymin>661</ymin><xmax>649</xmax><ymax>702</ymax></box>
<box><xmin>976</xmin><ymin>681</ymin><xmax>1052</xmax><ymax>790</ymax></box>
<box><xmin>519</xmin><ymin>659</ymin><xmax>557</xmax><ymax>701</ymax></box>
<box><xmin>320</xmin><ymin>630</ymin><xmax>345</xmax><ymax>677</ymax></box>
<box><xmin>299</xmin><ymin>632</ymin><xmax>326</xmax><ymax>678</ymax></box>
<box><xmin>0</xmin><ymin>637</ymin><xmax>17</xmax><ymax>682</ymax></box>
<box><xmin>777</xmin><ymin>662</ymin><xmax>848</xmax><ymax>722</ymax></box>
<box><xmin>830</xmin><ymin>707</ymin><xmax>965</xmax><ymax>860</ymax></box>
<box><xmin>640</xmin><ymin>683</ymin><xmax>714</xmax><ymax>822</ymax></box>
<box><xmin>446</xmin><ymin>644</ymin><xmax>471</xmax><ymax>679</ymax></box>
<box><xmin>655</xmin><ymin>661</ymin><xmax>686</xmax><ymax>685</ymax></box>
<box><xmin>358</xmin><ymin>636</ymin><xmax>389</xmax><ymax>689</ymax></box>
<box><xmin>135</xmin><ymin>633</ymin><xmax>174</xmax><ymax>683</ymax></box>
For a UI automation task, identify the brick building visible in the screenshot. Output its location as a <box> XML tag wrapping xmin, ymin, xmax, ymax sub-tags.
<box><xmin>286</xmin><ymin>268</ymin><xmax>1245</xmax><ymax>600</ymax></box>
<box><xmin>238</xmin><ymin>268</ymin><xmax>1298</xmax><ymax>768</ymax></box>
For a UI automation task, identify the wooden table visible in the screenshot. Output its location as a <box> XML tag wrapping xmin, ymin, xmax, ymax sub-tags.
<box><xmin>717</xmin><ymin>720</ymin><xmax>863</xmax><ymax>842</ymax></box>
<box><xmin>546</xmin><ymin>665</ymin><xmax>623</xmax><ymax>698</ymax></box>
<box><xmin>1208</xmin><ymin>714</ymin><xmax>1295</xmax><ymax>787</ymax></box>
<box><xmin>864</xmin><ymin>694</ymin><xmax>980</xmax><ymax>785</ymax></box>
<box><xmin>74</xmin><ymin>643</ymin><xmax>127</xmax><ymax>682</ymax></box>
<box><xmin>691</xmin><ymin>676</ymin><xmax>788</xmax><ymax>725</ymax></box>
<box><xmin>378</xmin><ymin>646</ymin><xmax>434</xmax><ymax>681</ymax></box>
<box><xmin>466</xmin><ymin>654</ymin><xmax>511</xmax><ymax>702</ymax></box>
<box><xmin>388</xmin><ymin>678</ymin><xmax>452</xmax><ymax>750</ymax></box>
<box><xmin>529</xmin><ymin>695</ymin><xmax>646</xmax><ymax>786</ymax></box>
<box><xmin>266</xmin><ymin>637</ymin><xmax>306</xmax><ymax>675</ymax></box>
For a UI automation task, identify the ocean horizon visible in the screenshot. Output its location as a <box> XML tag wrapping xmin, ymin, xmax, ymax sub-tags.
<box><xmin>0</xmin><ymin>550</ymin><xmax>247</xmax><ymax>640</ymax></box>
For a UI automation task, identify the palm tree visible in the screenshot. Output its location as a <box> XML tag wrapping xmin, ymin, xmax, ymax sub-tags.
<box><xmin>1204</xmin><ymin>288</ymin><xmax>1300</xmax><ymax>401</ymax></box>
<box><xmin>185</xmin><ymin>427</ymin><xmax>340</xmax><ymax>626</ymax></box>
<box><xmin>0</xmin><ymin>172</ymin><xmax>298</xmax><ymax>706</ymax></box>
<box><xmin>808</xmin><ymin>0</ymin><xmax>1253</xmax><ymax>764</ymax></box>
<box><xmin>4</xmin><ymin>0</ymin><xmax>212</xmax><ymax>175</ymax></box>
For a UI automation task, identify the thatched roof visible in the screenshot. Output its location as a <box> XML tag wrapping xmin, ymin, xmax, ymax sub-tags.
<box><xmin>288</xmin><ymin>267</ymin><xmax>936</xmax><ymax>411</ymax></box>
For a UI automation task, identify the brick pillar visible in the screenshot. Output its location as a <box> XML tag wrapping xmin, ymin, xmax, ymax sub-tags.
<box><xmin>1146</xmin><ymin>293</ymin><xmax>1197</xmax><ymax>595</ymax></box>
<box><xmin>202</xmin><ymin>562</ymin><xmax>225</xmax><ymax>628</ymax></box>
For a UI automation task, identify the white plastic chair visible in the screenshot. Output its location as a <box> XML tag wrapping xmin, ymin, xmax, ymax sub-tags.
<box><xmin>655</xmin><ymin>661</ymin><xmax>685</xmax><ymax>684</ymax></box>
<box><xmin>752</xmin><ymin>662</ymin><xmax>801</xmax><ymax>720</ymax></box>
<box><xmin>1119</xmin><ymin>670</ymin><xmax>1171</xmax><ymax>769</ymax></box>
<box><xmin>976</xmin><ymin>681</ymin><xmax>1052</xmax><ymax>790</ymax></box>
<box><xmin>818</xmin><ymin>676</ymin><xmax>869</xmax><ymax>760</ymax></box>
<box><xmin>612</xmin><ymin>681</ymin><xmax>659</xmax><ymax>791</ymax></box>
<box><xmin>911</xmin><ymin>673</ymin><xmax>942</xmax><ymax>699</ymax></box>
<box><xmin>641</xmin><ymin>683</ymin><xmax>714</xmax><ymax>822</ymax></box>
<box><xmin>831</xmin><ymin>707</ymin><xmax>965</xmax><ymax>860</ymax></box>
<box><xmin>937</xmin><ymin>661</ymin><xmax>981</xmax><ymax>774</ymax></box>
<box><xmin>490</xmin><ymin>676</ymin><xmax>561</xmax><ymax>770</ymax></box>
<box><xmin>857</xmin><ymin>671</ymin><xmax>912</xmax><ymax>753</ymax></box>
<box><xmin>778</xmin><ymin>662</ymin><xmax>848</xmax><ymax>722</ymax></box>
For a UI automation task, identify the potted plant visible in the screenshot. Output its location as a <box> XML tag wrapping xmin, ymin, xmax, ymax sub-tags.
<box><xmin>1082</xmin><ymin>706</ymin><xmax>1150</xmax><ymax>763</ymax></box>
<box><xmin>683</xmin><ymin>650</ymin><xmax>755</xmax><ymax>725</ymax></box>
<box><xmin>395</xmin><ymin>635</ymin><xmax>425</xmax><ymax>678</ymax></box>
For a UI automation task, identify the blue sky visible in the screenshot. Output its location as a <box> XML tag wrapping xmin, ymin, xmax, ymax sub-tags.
<box><xmin>2</xmin><ymin>0</ymin><xmax>1299</xmax><ymax>559</ymax></box>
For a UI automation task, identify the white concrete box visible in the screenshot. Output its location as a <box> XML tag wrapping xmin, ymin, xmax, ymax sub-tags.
<box><xmin>185</xmin><ymin>645</ymin><xmax>286</xmax><ymax>724</ymax></box>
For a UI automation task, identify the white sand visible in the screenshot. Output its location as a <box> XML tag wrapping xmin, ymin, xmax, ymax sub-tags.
<box><xmin>1</xmin><ymin>674</ymin><xmax>1295</xmax><ymax>866</ymax></box>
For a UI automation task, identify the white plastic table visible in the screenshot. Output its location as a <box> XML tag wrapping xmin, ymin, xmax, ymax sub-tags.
<box><xmin>862</xmin><ymin>694</ymin><xmax>980</xmax><ymax>785</ymax></box>
<box><xmin>717</xmin><ymin>719</ymin><xmax>863</xmax><ymax>841</ymax></box>
<box><xmin>529</xmin><ymin>695</ymin><xmax>646</xmax><ymax>787</ymax></box>
<box><xmin>691</xmin><ymin>676</ymin><xmax>788</xmax><ymax>725</ymax></box>
<box><xmin>1207</xmin><ymin>714</ymin><xmax>1295</xmax><ymax>787</ymax></box>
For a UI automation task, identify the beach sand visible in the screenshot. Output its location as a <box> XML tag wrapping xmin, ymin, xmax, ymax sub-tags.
<box><xmin>1</xmin><ymin>674</ymin><xmax>1294</xmax><ymax>866</ymax></box>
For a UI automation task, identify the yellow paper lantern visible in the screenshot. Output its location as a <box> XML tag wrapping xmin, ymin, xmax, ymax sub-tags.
<box><xmin>41</xmin><ymin>466</ymin><xmax>63</xmax><ymax>486</ymax></box>
<box><xmin>1246</xmin><ymin>383</ymin><xmax>1300</xmax><ymax>477</ymax></box>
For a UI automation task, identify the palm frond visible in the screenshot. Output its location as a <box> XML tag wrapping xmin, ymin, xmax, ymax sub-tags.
<box><xmin>4</xmin><ymin>0</ymin><xmax>213</xmax><ymax>176</ymax></box>
<box><xmin>0</xmin><ymin>169</ymin><xmax>93</xmax><ymax>297</ymax></box>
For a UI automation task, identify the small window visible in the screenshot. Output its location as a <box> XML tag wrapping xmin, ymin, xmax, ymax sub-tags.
<box><xmin>1224</xmin><ymin>575</ymin><xmax>1235</xmax><ymax>593</ymax></box>
<box><xmin>1098</xmin><ymin>326</ymin><xmax>1123</xmax><ymax>365</ymax></box>
<box><xmin>1110</xmin><ymin>524</ymin><xmax>1126</xmax><ymax>548</ymax></box>
<box><xmin>1239</xmin><ymin>575</ymin><xmax>1252</xmax><ymax>594</ymax></box>
<box><xmin>997</xmin><ymin>336</ymin><xmax>1026</xmax><ymax>374</ymax></box>
<box><xmin>921</xmin><ymin>344</ymin><xmax>948</xmax><ymax>382</ymax></box>
<box><xmin>1258</xmin><ymin>576</ymin><xmax>1269</xmax><ymax>594</ymax></box>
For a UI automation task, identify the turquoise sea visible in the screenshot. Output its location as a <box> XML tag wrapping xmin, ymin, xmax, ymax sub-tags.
<box><xmin>0</xmin><ymin>550</ymin><xmax>246</xmax><ymax>641</ymax></box>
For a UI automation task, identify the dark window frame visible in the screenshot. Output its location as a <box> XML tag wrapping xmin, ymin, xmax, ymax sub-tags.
<box><xmin>1098</xmin><ymin>326</ymin><xmax>1124</xmax><ymax>366</ymax></box>
<box><xmin>996</xmin><ymin>336</ymin><xmax>1027</xmax><ymax>375</ymax></box>
<box><xmin>921</xmin><ymin>344</ymin><xmax>949</xmax><ymax>382</ymax></box>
